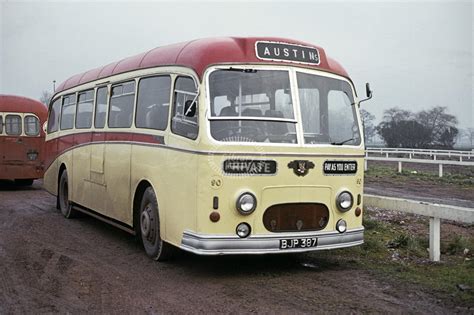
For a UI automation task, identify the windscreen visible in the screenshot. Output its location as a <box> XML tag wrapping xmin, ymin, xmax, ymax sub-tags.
<box><xmin>297</xmin><ymin>72</ymin><xmax>361</xmax><ymax>145</ymax></box>
<box><xmin>209</xmin><ymin>69</ymin><xmax>297</xmax><ymax>143</ymax></box>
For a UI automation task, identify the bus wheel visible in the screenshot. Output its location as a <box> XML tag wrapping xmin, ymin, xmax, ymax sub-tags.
<box><xmin>139</xmin><ymin>187</ymin><xmax>173</xmax><ymax>261</ymax></box>
<box><xmin>14</xmin><ymin>179</ymin><xmax>34</xmax><ymax>186</ymax></box>
<box><xmin>58</xmin><ymin>170</ymin><xmax>77</xmax><ymax>218</ymax></box>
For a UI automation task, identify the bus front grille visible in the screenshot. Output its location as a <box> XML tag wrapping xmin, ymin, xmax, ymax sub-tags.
<box><xmin>263</xmin><ymin>203</ymin><xmax>329</xmax><ymax>232</ymax></box>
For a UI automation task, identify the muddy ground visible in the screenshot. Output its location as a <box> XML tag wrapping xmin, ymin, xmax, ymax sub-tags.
<box><xmin>0</xmin><ymin>179</ymin><xmax>472</xmax><ymax>314</ymax></box>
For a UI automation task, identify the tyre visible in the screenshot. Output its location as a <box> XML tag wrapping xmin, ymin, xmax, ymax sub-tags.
<box><xmin>138</xmin><ymin>187</ymin><xmax>174</xmax><ymax>261</ymax></box>
<box><xmin>58</xmin><ymin>170</ymin><xmax>78</xmax><ymax>218</ymax></box>
<box><xmin>14</xmin><ymin>179</ymin><xmax>34</xmax><ymax>186</ymax></box>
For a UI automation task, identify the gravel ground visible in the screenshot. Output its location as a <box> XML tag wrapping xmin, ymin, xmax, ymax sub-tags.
<box><xmin>0</xmin><ymin>180</ymin><xmax>469</xmax><ymax>314</ymax></box>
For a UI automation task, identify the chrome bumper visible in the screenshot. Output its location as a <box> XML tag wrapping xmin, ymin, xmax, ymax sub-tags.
<box><xmin>181</xmin><ymin>227</ymin><xmax>364</xmax><ymax>255</ymax></box>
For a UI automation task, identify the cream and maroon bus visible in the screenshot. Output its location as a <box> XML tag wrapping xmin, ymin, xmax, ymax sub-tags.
<box><xmin>44</xmin><ymin>37</ymin><xmax>371</xmax><ymax>260</ymax></box>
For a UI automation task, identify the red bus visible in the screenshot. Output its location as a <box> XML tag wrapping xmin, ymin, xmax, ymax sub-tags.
<box><xmin>0</xmin><ymin>95</ymin><xmax>48</xmax><ymax>185</ymax></box>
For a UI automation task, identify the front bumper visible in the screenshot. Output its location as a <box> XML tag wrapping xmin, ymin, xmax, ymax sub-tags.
<box><xmin>181</xmin><ymin>227</ymin><xmax>364</xmax><ymax>255</ymax></box>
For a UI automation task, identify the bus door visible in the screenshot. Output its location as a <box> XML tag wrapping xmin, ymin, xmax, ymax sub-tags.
<box><xmin>102</xmin><ymin>81</ymin><xmax>134</xmax><ymax>223</ymax></box>
<box><xmin>88</xmin><ymin>86</ymin><xmax>108</xmax><ymax>213</ymax></box>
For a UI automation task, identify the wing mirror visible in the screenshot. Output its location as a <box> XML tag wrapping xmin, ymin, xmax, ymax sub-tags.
<box><xmin>359</xmin><ymin>82</ymin><xmax>373</xmax><ymax>105</ymax></box>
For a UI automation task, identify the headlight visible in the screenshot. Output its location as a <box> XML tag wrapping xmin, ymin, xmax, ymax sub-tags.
<box><xmin>336</xmin><ymin>191</ymin><xmax>353</xmax><ymax>212</ymax></box>
<box><xmin>236</xmin><ymin>222</ymin><xmax>251</xmax><ymax>238</ymax></box>
<box><xmin>336</xmin><ymin>219</ymin><xmax>347</xmax><ymax>233</ymax></box>
<box><xmin>236</xmin><ymin>192</ymin><xmax>257</xmax><ymax>215</ymax></box>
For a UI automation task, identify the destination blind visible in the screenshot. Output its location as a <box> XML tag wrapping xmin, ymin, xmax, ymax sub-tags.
<box><xmin>255</xmin><ymin>41</ymin><xmax>320</xmax><ymax>65</ymax></box>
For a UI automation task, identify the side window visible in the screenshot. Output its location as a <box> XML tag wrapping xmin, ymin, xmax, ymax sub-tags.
<box><xmin>76</xmin><ymin>90</ymin><xmax>94</xmax><ymax>129</ymax></box>
<box><xmin>171</xmin><ymin>76</ymin><xmax>199</xmax><ymax>139</ymax></box>
<box><xmin>47</xmin><ymin>98</ymin><xmax>61</xmax><ymax>133</ymax></box>
<box><xmin>24</xmin><ymin>115</ymin><xmax>40</xmax><ymax>136</ymax></box>
<box><xmin>60</xmin><ymin>94</ymin><xmax>76</xmax><ymax>130</ymax></box>
<box><xmin>0</xmin><ymin>115</ymin><xmax>3</xmax><ymax>134</ymax></box>
<box><xmin>109</xmin><ymin>81</ymin><xmax>135</xmax><ymax>128</ymax></box>
<box><xmin>5</xmin><ymin>114</ymin><xmax>22</xmax><ymax>135</ymax></box>
<box><xmin>95</xmin><ymin>87</ymin><xmax>108</xmax><ymax>128</ymax></box>
<box><xmin>136</xmin><ymin>76</ymin><xmax>171</xmax><ymax>130</ymax></box>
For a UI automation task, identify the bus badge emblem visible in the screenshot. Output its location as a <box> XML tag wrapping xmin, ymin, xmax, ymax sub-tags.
<box><xmin>288</xmin><ymin>160</ymin><xmax>314</xmax><ymax>177</ymax></box>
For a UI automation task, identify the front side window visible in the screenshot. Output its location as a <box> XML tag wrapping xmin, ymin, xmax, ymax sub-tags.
<box><xmin>76</xmin><ymin>90</ymin><xmax>94</xmax><ymax>129</ymax></box>
<box><xmin>109</xmin><ymin>81</ymin><xmax>135</xmax><ymax>128</ymax></box>
<box><xmin>24</xmin><ymin>115</ymin><xmax>40</xmax><ymax>136</ymax></box>
<box><xmin>95</xmin><ymin>87</ymin><xmax>108</xmax><ymax>128</ymax></box>
<box><xmin>47</xmin><ymin>98</ymin><xmax>61</xmax><ymax>133</ymax></box>
<box><xmin>171</xmin><ymin>76</ymin><xmax>199</xmax><ymax>139</ymax></box>
<box><xmin>5</xmin><ymin>114</ymin><xmax>22</xmax><ymax>135</ymax></box>
<box><xmin>297</xmin><ymin>72</ymin><xmax>360</xmax><ymax>145</ymax></box>
<box><xmin>60</xmin><ymin>94</ymin><xmax>77</xmax><ymax>130</ymax></box>
<box><xmin>136</xmin><ymin>76</ymin><xmax>171</xmax><ymax>130</ymax></box>
<box><xmin>209</xmin><ymin>69</ymin><xmax>296</xmax><ymax>143</ymax></box>
<box><xmin>0</xmin><ymin>116</ymin><xmax>3</xmax><ymax>134</ymax></box>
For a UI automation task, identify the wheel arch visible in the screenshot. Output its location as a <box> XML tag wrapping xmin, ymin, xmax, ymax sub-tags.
<box><xmin>56</xmin><ymin>163</ymin><xmax>68</xmax><ymax>209</ymax></box>
<box><xmin>132</xmin><ymin>179</ymin><xmax>154</xmax><ymax>233</ymax></box>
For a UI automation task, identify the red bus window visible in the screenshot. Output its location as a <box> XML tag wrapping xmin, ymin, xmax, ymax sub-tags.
<box><xmin>25</xmin><ymin>115</ymin><xmax>40</xmax><ymax>136</ymax></box>
<box><xmin>5</xmin><ymin>114</ymin><xmax>22</xmax><ymax>135</ymax></box>
<box><xmin>0</xmin><ymin>115</ymin><xmax>3</xmax><ymax>134</ymax></box>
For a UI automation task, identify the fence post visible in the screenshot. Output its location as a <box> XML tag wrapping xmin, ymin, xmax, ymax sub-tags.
<box><xmin>398</xmin><ymin>161</ymin><xmax>402</xmax><ymax>173</ymax></box>
<box><xmin>438</xmin><ymin>164</ymin><xmax>443</xmax><ymax>177</ymax></box>
<box><xmin>429</xmin><ymin>217</ymin><xmax>441</xmax><ymax>262</ymax></box>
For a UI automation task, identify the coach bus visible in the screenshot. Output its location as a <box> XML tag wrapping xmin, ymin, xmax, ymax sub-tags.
<box><xmin>44</xmin><ymin>37</ymin><xmax>371</xmax><ymax>260</ymax></box>
<box><xmin>0</xmin><ymin>95</ymin><xmax>47</xmax><ymax>186</ymax></box>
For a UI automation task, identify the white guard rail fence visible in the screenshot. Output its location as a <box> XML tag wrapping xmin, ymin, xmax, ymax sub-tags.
<box><xmin>365</xmin><ymin>147</ymin><xmax>474</xmax><ymax>177</ymax></box>
<box><xmin>364</xmin><ymin>194</ymin><xmax>474</xmax><ymax>262</ymax></box>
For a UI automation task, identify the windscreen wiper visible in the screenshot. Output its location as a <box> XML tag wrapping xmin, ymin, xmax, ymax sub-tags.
<box><xmin>331</xmin><ymin>138</ymin><xmax>354</xmax><ymax>145</ymax></box>
<box><xmin>227</xmin><ymin>67</ymin><xmax>258</xmax><ymax>73</ymax></box>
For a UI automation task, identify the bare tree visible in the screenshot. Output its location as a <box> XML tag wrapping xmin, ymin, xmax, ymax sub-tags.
<box><xmin>416</xmin><ymin>106</ymin><xmax>458</xmax><ymax>148</ymax></box>
<box><xmin>376</xmin><ymin>106</ymin><xmax>459</xmax><ymax>149</ymax></box>
<box><xmin>39</xmin><ymin>90</ymin><xmax>52</xmax><ymax>105</ymax></box>
<box><xmin>360</xmin><ymin>109</ymin><xmax>376</xmax><ymax>144</ymax></box>
<box><xmin>382</xmin><ymin>107</ymin><xmax>412</xmax><ymax>122</ymax></box>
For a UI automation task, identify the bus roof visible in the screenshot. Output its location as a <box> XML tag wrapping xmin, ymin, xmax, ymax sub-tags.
<box><xmin>0</xmin><ymin>95</ymin><xmax>47</xmax><ymax>117</ymax></box>
<box><xmin>56</xmin><ymin>37</ymin><xmax>350</xmax><ymax>93</ymax></box>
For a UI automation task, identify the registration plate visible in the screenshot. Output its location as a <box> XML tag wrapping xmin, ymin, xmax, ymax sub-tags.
<box><xmin>279</xmin><ymin>237</ymin><xmax>318</xmax><ymax>250</ymax></box>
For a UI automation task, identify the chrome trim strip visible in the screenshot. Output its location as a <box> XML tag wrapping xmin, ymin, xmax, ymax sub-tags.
<box><xmin>180</xmin><ymin>227</ymin><xmax>364</xmax><ymax>255</ymax></box>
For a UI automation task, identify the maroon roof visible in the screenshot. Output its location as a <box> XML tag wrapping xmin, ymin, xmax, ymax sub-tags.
<box><xmin>0</xmin><ymin>95</ymin><xmax>47</xmax><ymax>120</ymax></box>
<box><xmin>56</xmin><ymin>37</ymin><xmax>350</xmax><ymax>93</ymax></box>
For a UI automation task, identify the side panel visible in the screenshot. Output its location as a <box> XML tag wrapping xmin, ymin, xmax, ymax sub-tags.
<box><xmin>104</xmin><ymin>138</ymin><xmax>131</xmax><ymax>224</ymax></box>
<box><xmin>130</xmin><ymin>140</ymin><xmax>198</xmax><ymax>247</ymax></box>
<box><xmin>71</xmin><ymin>133</ymin><xmax>92</xmax><ymax>207</ymax></box>
<box><xmin>88</xmin><ymin>132</ymin><xmax>107</xmax><ymax>213</ymax></box>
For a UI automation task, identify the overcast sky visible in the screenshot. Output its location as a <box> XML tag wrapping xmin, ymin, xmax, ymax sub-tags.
<box><xmin>1</xmin><ymin>0</ymin><xmax>472</xmax><ymax>128</ymax></box>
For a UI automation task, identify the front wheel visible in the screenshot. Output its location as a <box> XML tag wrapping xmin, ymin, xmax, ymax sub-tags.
<box><xmin>58</xmin><ymin>170</ymin><xmax>78</xmax><ymax>218</ymax></box>
<box><xmin>138</xmin><ymin>187</ymin><xmax>174</xmax><ymax>261</ymax></box>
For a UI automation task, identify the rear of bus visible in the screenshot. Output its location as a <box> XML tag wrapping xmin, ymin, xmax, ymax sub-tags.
<box><xmin>182</xmin><ymin>42</ymin><xmax>365</xmax><ymax>254</ymax></box>
<box><xmin>0</xmin><ymin>95</ymin><xmax>47</xmax><ymax>185</ymax></box>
